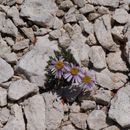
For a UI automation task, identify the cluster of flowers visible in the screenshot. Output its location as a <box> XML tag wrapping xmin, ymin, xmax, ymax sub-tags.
<box><xmin>49</xmin><ymin>57</ymin><xmax>95</xmax><ymax>89</ymax></box>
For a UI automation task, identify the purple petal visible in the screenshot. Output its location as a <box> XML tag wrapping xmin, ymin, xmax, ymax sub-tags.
<box><xmin>64</xmin><ymin>73</ymin><xmax>71</xmax><ymax>79</ymax></box>
<box><xmin>51</xmin><ymin>59</ymin><xmax>56</xmax><ymax>65</ymax></box>
<box><xmin>66</xmin><ymin>75</ymin><xmax>73</xmax><ymax>82</ymax></box>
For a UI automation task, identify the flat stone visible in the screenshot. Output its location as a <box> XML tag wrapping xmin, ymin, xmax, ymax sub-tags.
<box><xmin>43</xmin><ymin>92</ymin><xmax>64</xmax><ymax>130</ymax></box>
<box><xmin>23</xmin><ymin>95</ymin><xmax>45</xmax><ymax>130</ymax></box>
<box><xmin>87</xmin><ymin>0</ymin><xmax>119</xmax><ymax>8</ymax></box>
<box><xmin>94</xmin><ymin>14</ymin><xmax>119</xmax><ymax>51</ymax></box>
<box><xmin>89</xmin><ymin>46</ymin><xmax>106</xmax><ymax>69</ymax></box>
<box><xmin>8</xmin><ymin>80</ymin><xmax>39</xmax><ymax>101</ymax></box>
<box><xmin>3</xmin><ymin>52</ymin><xmax>17</xmax><ymax>63</ymax></box>
<box><xmin>2</xmin><ymin>104</ymin><xmax>25</xmax><ymax>130</ymax></box>
<box><xmin>109</xmin><ymin>84</ymin><xmax>130</xmax><ymax>128</ymax></box>
<box><xmin>81</xmin><ymin>100</ymin><xmax>96</xmax><ymax>111</ymax></box>
<box><xmin>20</xmin><ymin>0</ymin><xmax>58</xmax><ymax>28</ymax></box>
<box><xmin>79</xmin><ymin>20</ymin><xmax>94</xmax><ymax>34</ymax></box>
<box><xmin>106</xmin><ymin>51</ymin><xmax>128</xmax><ymax>72</ymax></box>
<box><xmin>13</xmin><ymin>39</ymin><xmax>29</xmax><ymax>51</ymax></box>
<box><xmin>88</xmin><ymin>12</ymin><xmax>101</xmax><ymax>21</ymax></box>
<box><xmin>49</xmin><ymin>29</ymin><xmax>62</xmax><ymax>39</ymax></box>
<box><xmin>87</xmin><ymin>110</ymin><xmax>108</xmax><ymax>130</ymax></box>
<box><xmin>16</xmin><ymin>35</ymin><xmax>59</xmax><ymax>79</ymax></box>
<box><xmin>93</xmin><ymin>88</ymin><xmax>112</xmax><ymax>105</ymax></box>
<box><xmin>0</xmin><ymin>58</ymin><xmax>14</xmax><ymax>83</ymax></box>
<box><xmin>73</xmin><ymin>0</ymin><xmax>86</xmax><ymax>7</ymax></box>
<box><xmin>0</xmin><ymin>87</ymin><xmax>7</xmax><ymax>106</ymax></box>
<box><xmin>0</xmin><ymin>12</ymin><xmax>18</xmax><ymax>37</ymax></box>
<box><xmin>69</xmin><ymin>113</ymin><xmax>87</xmax><ymax>129</ymax></box>
<box><xmin>113</xmin><ymin>8</ymin><xmax>130</xmax><ymax>24</ymax></box>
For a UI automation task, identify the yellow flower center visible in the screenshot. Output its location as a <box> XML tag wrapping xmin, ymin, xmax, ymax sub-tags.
<box><xmin>55</xmin><ymin>61</ymin><xmax>64</xmax><ymax>70</ymax></box>
<box><xmin>82</xmin><ymin>75</ymin><xmax>91</xmax><ymax>84</ymax></box>
<box><xmin>70</xmin><ymin>67</ymin><xmax>79</xmax><ymax>75</ymax></box>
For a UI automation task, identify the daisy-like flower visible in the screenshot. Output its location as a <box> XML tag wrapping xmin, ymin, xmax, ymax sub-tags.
<box><xmin>81</xmin><ymin>70</ymin><xmax>95</xmax><ymax>89</ymax></box>
<box><xmin>49</xmin><ymin>57</ymin><xmax>67</xmax><ymax>79</ymax></box>
<box><xmin>64</xmin><ymin>63</ymin><xmax>83</xmax><ymax>85</ymax></box>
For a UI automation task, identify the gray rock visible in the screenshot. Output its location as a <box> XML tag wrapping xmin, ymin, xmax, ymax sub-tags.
<box><xmin>87</xmin><ymin>110</ymin><xmax>108</xmax><ymax>130</ymax></box>
<box><xmin>81</xmin><ymin>100</ymin><xmax>96</xmax><ymax>111</ymax></box>
<box><xmin>109</xmin><ymin>84</ymin><xmax>130</xmax><ymax>128</ymax></box>
<box><xmin>0</xmin><ymin>58</ymin><xmax>14</xmax><ymax>83</ymax></box>
<box><xmin>0</xmin><ymin>12</ymin><xmax>18</xmax><ymax>37</ymax></box>
<box><xmin>2</xmin><ymin>104</ymin><xmax>25</xmax><ymax>130</ymax></box>
<box><xmin>113</xmin><ymin>8</ymin><xmax>130</xmax><ymax>24</ymax></box>
<box><xmin>103</xmin><ymin>125</ymin><xmax>120</xmax><ymax>130</ymax></box>
<box><xmin>73</xmin><ymin>0</ymin><xmax>86</xmax><ymax>7</ymax></box>
<box><xmin>8</xmin><ymin>80</ymin><xmax>39</xmax><ymax>101</ymax></box>
<box><xmin>0</xmin><ymin>87</ymin><xmax>7</xmax><ymax>106</ymax></box>
<box><xmin>88</xmin><ymin>12</ymin><xmax>101</xmax><ymax>21</ymax></box>
<box><xmin>3</xmin><ymin>52</ymin><xmax>17</xmax><ymax>63</ymax></box>
<box><xmin>43</xmin><ymin>92</ymin><xmax>64</xmax><ymax>130</ymax></box>
<box><xmin>79</xmin><ymin>4</ymin><xmax>95</xmax><ymax>14</ymax></box>
<box><xmin>13</xmin><ymin>39</ymin><xmax>29</xmax><ymax>51</ymax></box>
<box><xmin>69</xmin><ymin>113</ymin><xmax>87</xmax><ymax>129</ymax></box>
<box><xmin>34</xmin><ymin>28</ymin><xmax>51</xmax><ymax>36</ymax></box>
<box><xmin>79</xmin><ymin>20</ymin><xmax>94</xmax><ymax>34</ymax></box>
<box><xmin>87</xmin><ymin>0</ymin><xmax>119</xmax><ymax>8</ymax></box>
<box><xmin>7</xmin><ymin>6</ymin><xmax>25</xmax><ymax>26</ymax></box>
<box><xmin>60</xmin><ymin>0</ymin><xmax>73</xmax><ymax>10</ymax></box>
<box><xmin>23</xmin><ymin>95</ymin><xmax>45</xmax><ymax>130</ymax></box>
<box><xmin>86</xmin><ymin>34</ymin><xmax>97</xmax><ymax>45</ymax></box>
<box><xmin>21</xmin><ymin>27</ymin><xmax>35</xmax><ymax>43</ymax></box>
<box><xmin>0</xmin><ymin>108</ymin><xmax>10</xmax><ymax>127</ymax></box>
<box><xmin>97</xmin><ymin>6</ymin><xmax>109</xmax><ymax>15</ymax></box>
<box><xmin>106</xmin><ymin>51</ymin><xmax>128</xmax><ymax>71</ymax></box>
<box><xmin>20</xmin><ymin>0</ymin><xmax>58</xmax><ymax>28</ymax></box>
<box><xmin>49</xmin><ymin>29</ymin><xmax>62</xmax><ymax>39</ymax></box>
<box><xmin>89</xmin><ymin>46</ymin><xmax>106</xmax><ymax>69</ymax></box>
<box><xmin>94</xmin><ymin>14</ymin><xmax>119</xmax><ymax>51</ymax></box>
<box><xmin>93</xmin><ymin>88</ymin><xmax>112</xmax><ymax>105</ymax></box>
<box><xmin>4</xmin><ymin>37</ymin><xmax>14</xmax><ymax>46</ymax></box>
<box><xmin>69</xmin><ymin>102</ymin><xmax>80</xmax><ymax>113</ymax></box>
<box><xmin>95</xmin><ymin>69</ymin><xmax>116</xmax><ymax>90</ymax></box>
<box><xmin>62</xmin><ymin>124</ymin><xmax>76</xmax><ymax>130</ymax></box>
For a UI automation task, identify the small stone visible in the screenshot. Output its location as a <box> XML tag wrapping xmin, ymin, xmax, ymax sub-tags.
<box><xmin>103</xmin><ymin>125</ymin><xmax>120</xmax><ymax>130</ymax></box>
<box><xmin>81</xmin><ymin>100</ymin><xmax>96</xmax><ymax>111</ymax></box>
<box><xmin>87</xmin><ymin>110</ymin><xmax>108</xmax><ymax>130</ymax></box>
<box><xmin>106</xmin><ymin>51</ymin><xmax>128</xmax><ymax>72</ymax></box>
<box><xmin>89</xmin><ymin>46</ymin><xmax>106</xmax><ymax>69</ymax></box>
<box><xmin>49</xmin><ymin>29</ymin><xmax>62</xmax><ymax>39</ymax></box>
<box><xmin>94</xmin><ymin>14</ymin><xmax>119</xmax><ymax>51</ymax></box>
<box><xmin>93</xmin><ymin>88</ymin><xmax>112</xmax><ymax>105</ymax></box>
<box><xmin>2</xmin><ymin>104</ymin><xmax>25</xmax><ymax>130</ymax></box>
<box><xmin>4</xmin><ymin>37</ymin><xmax>14</xmax><ymax>46</ymax></box>
<box><xmin>8</xmin><ymin>80</ymin><xmax>39</xmax><ymax>101</ymax></box>
<box><xmin>79</xmin><ymin>4</ymin><xmax>95</xmax><ymax>14</ymax></box>
<box><xmin>86</xmin><ymin>33</ymin><xmax>97</xmax><ymax>45</ymax></box>
<box><xmin>97</xmin><ymin>6</ymin><xmax>109</xmax><ymax>15</ymax></box>
<box><xmin>62</xmin><ymin>124</ymin><xmax>76</xmax><ymax>130</ymax></box>
<box><xmin>0</xmin><ymin>58</ymin><xmax>14</xmax><ymax>83</ymax></box>
<box><xmin>13</xmin><ymin>39</ymin><xmax>29</xmax><ymax>51</ymax></box>
<box><xmin>21</xmin><ymin>27</ymin><xmax>35</xmax><ymax>43</ymax></box>
<box><xmin>23</xmin><ymin>95</ymin><xmax>45</xmax><ymax>130</ymax></box>
<box><xmin>69</xmin><ymin>113</ymin><xmax>87</xmax><ymax>129</ymax></box>
<box><xmin>79</xmin><ymin>20</ymin><xmax>94</xmax><ymax>34</ymax></box>
<box><xmin>60</xmin><ymin>0</ymin><xmax>73</xmax><ymax>10</ymax></box>
<box><xmin>109</xmin><ymin>84</ymin><xmax>130</xmax><ymax>128</ymax></box>
<box><xmin>73</xmin><ymin>0</ymin><xmax>86</xmax><ymax>7</ymax></box>
<box><xmin>69</xmin><ymin>102</ymin><xmax>80</xmax><ymax>113</ymax></box>
<box><xmin>34</xmin><ymin>28</ymin><xmax>51</xmax><ymax>36</ymax></box>
<box><xmin>113</xmin><ymin>8</ymin><xmax>130</xmax><ymax>24</ymax></box>
<box><xmin>88</xmin><ymin>12</ymin><xmax>101</xmax><ymax>21</ymax></box>
<box><xmin>3</xmin><ymin>52</ymin><xmax>17</xmax><ymax>63</ymax></box>
<box><xmin>56</xmin><ymin>9</ymin><xmax>65</xmax><ymax>17</ymax></box>
<box><xmin>0</xmin><ymin>87</ymin><xmax>7</xmax><ymax>106</ymax></box>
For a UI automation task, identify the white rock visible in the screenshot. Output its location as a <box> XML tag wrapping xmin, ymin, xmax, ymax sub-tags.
<box><xmin>106</xmin><ymin>51</ymin><xmax>128</xmax><ymax>71</ymax></box>
<box><xmin>81</xmin><ymin>100</ymin><xmax>96</xmax><ymax>111</ymax></box>
<box><xmin>89</xmin><ymin>46</ymin><xmax>106</xmax><ymax>69</ymax></box>
<box><xmin>113</xmin><ymin>8</ymin><xmax>130</xmax><ymax>24</ymax></box>
<box><xmin>79</xmin><ymin>20</ymin><xmax>94</xmax><ymax>34</ymax></box>
<box><xmin>43</xmin><ymin>92</ymin><xmax>64</xmax><ymax>130</ymax></box>
<box><xmin>16</xmin><ymin>35</ymin><xmax>59</xmax><ymax>78</ymax></box>
<box><xmin>2</xmin><ymin>104</ymin><xmax>25</xmax><ymax>130</ymax></box>
<box><xmin>87</xmin><ymin>0</ymin><xmax>119</xmax><ymax>8</ymax></box>
<box><xmin>87</xmin><ymin>110</ymin><xmax>108</xmax><ymax>130</ymax></box>
<box><xmin>0</xmin><ymin>58</ymin><xmax>14</xmax><ymax>83</ymax></box>
<box><xmin>109</xmin><ymin>84</ymin><xmax>130</xmax><ymax>128</ymax></box>
<box><xmin>69</xmin><ymin>113</ymin><xmax>87</xmax><ymax>129</ymax></box>
<box><xmin>13</xmin><ymin>39</ymin><xmax>29</xmax><ymax>51</ymax></box>
<box><xmin>0</xmin><ymin>87</ymin><xmax>7</xmax><ymax>106</ymax></box>
<box><xmin>0</xmin><ymin>12</ymin><xmax>18</xmax><ymax>37</ymax></box>
<box><xmin>20</xmin><ymin>0</ymin><xmax>58</xmax><ymax>28</ymax></box>
<box><xmin>23</xmin><ymin>95</ymin><xmax>45</xmax><ymax>130</ymax></box>
<box><xmin>94</xmin><ymin>14</ymin><xmax>119</xmax><ymax>51</ymax></box>
<box><xmin>8</xmin><ymin>80</ymin><xmax>39</xmax><ymax>101</ymax></box>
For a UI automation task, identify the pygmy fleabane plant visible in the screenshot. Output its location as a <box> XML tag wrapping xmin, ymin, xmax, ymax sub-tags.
<box><xmin>45</xmin><ymin>47</ymin><xmax>95</xmax><ymax>91</ymax></box>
